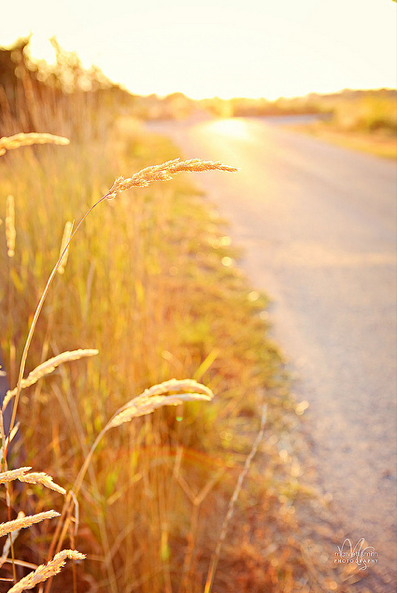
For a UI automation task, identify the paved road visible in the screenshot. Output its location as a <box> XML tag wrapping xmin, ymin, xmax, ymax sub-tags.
<box><xmin>147</xmin><ymin>116</ymin><xmax>397</xmax><ymax>591</ymax></box>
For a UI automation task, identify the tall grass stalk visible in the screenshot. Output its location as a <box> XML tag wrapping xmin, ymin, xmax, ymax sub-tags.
<box><xmin>1</xmin><ymin>134</ymin><xmax>238</xmax><ymax>591</ymax></box>
<box><xmin>5</xmin><ymin>154</ymin><xmax>236</xmax><ymax>455</ymax></box>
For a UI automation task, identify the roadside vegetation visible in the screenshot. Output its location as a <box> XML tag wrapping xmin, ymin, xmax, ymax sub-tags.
<box><xmin>0</xmin><ymin>37</ymin><xmax>352</xmax><ymax>593</ymax></box>
<box><xmin>286</xmin><ymin>89</ymin><xmax>397</xmax><ymax>160</ymax></box>
<box><xmin>202</xmin><ymin>89</ymin><xmax>397</xmax><ymax>160</ymax></box>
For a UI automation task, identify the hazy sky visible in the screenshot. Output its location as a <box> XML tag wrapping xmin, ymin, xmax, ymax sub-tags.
<box><xmin>1</xmin><ymin>0</ymin><xmax>396</xmax><ymax>99</ymax></box>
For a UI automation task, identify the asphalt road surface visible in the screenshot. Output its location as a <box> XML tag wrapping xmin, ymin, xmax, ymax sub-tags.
<box><xmin>146</xmin><ymin>116</ymin><xmax>397</xmax><ymax>591</ymax></box>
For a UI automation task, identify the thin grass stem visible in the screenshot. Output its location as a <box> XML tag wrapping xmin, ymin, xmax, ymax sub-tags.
<box><xmin>204</xmin><ymin>404</ymin><xmax>267</xmax><ymax>593</ymax></box>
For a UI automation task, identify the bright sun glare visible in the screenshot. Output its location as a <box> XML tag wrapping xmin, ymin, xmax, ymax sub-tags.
<box><xmin>204</xmin><ymin>118</ymin><xmax>252</xmax><ymax>139</ymax></box>
<box><xmin>1</xmin><ymin>0</ymin><xmax>396</xmax><ymax>99</ymax></box>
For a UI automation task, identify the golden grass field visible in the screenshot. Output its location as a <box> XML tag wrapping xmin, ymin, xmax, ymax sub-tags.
<box><xmin>0</xmin><ymin>113</ymin><xmax>315</xmax><ymax>592</ymax></box>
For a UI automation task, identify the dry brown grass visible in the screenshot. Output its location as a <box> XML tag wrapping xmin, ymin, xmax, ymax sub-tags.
<box><xmin>0</xmin><ymin>133</ymin><xmax>239</xmax><ymax>592</ymax></box>
<box><xmin>2</xmin><ymin>349</ymin><xmax>99</xmax><ymax>411</ymax></box>
<box><xmin>7</xmin><ymin>550</ymin><xmax>85</xmax><ymax>593</ymax></box>
<box><xmin>106</xmin><ymin>158</ymin><xmax>238</xmax><ymax>199</ymax></box>
<box><xmin>0</xmin><ymin>511</ymin><xmax>60</xmax><ymax>538</ymax></box>
<box><xmin>108</xmin><ymin>378</ymin><xmax>213</xmax><ymax>427</ymax></box>
<box><xmin>5</xmin><ymin>195</ymin><xmax>15</xmax><ymax>258</ymax></box>
<box><xmin>0</xmin><ymin>133</ymin><xmax>70</xmax><ymax>156</ymax></box>
<box><xmin>0</xmin><ymin>66</ymin><xmax>317</xmax><ymax>589</ymax></box>
<box><xmin>0</xmin><ymin>468</ymin><xmax>65</xmax><ymax>495</ymax></box>
<box><xmin>57</xmin><ymin>221</ymin><xmax>74</xmax><ymax>275</ymax></box>
<box><xmin>5</xmin><ymin>148</ymin><xmax>235</xmax><ymax>451</ymax></box>
<box><xmin>204</xmin><ymin>404</ymin><xmax>267</xmax><ymax>593</ymax></box>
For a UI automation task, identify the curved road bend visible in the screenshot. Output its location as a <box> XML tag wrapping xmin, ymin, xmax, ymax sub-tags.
<box><xmin>147</xmin><ymin>117</ymin><xmax>397</xmax><ymax>591</ymax></box>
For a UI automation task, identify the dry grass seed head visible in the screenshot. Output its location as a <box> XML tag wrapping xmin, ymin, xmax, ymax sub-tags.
<box><xmin>0</xmin><ymin>510</ymin><xmax>60</xmax><ymax>538</ymax></box>
<box><xmin>0</xmin><ymin>133</ymin><xmax>70</xmax><ymax>156</ymax></box>
<box><xmin>0</xmin><ymin>512</ymin><xmax>25</xmax><ymax>568</ymax></box>
<box><xmin>0</xmin><ymin>467</ymin><xmax>32</xmax><ymax>484</ymax></box>
<box><xmin>18</xmin><ymin>472</ymin><xmax>66</xmax><ymax>496</ymax></box>
<box><xmin>6</xmin><ymin>549</ymin><xmax>85</xmax><ymax>593</ymax></box>
<box><xmin>109</xmin><ymin>378</ymin><xmax>214</xmax><ymax>428</ymax></box>
<box><xmin>3</xmin><ymin>349</ymin><xmax>99</xmax><ymax>411</ymax></box>
<box><xmin>106</xmin><ymin>158</ymin><xmax>238</xmax><ymax>200</ymax></box>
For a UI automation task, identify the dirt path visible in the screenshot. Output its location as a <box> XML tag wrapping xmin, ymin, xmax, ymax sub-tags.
<box><xmin>147</xmin><ymin>116</ymin><xmax>397</xmax><ymax>591</ymax></box>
